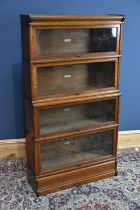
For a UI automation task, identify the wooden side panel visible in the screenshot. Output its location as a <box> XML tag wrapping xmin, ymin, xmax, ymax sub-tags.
<box><xmin>113</xmin><ymin>127</ymin><xmax>119</xmax><ymax>156</ymax></box>
<box><xmin>24</xmin><ymin>99</ymin><xmax>34</xmax><ymax>134</ymax></box>
<box><xmin>20</xmin><ymin>23</ymin><xmax>30</xmax><ymax>60</ymax></box>
<box><xmin>24</xmin><ymin>98</ymin><xmax>35</xmax><ymax>173</ymax></box>
<box><xmin>23</xmin><ymin>63</ymin><xmax>32</xmax><ymax>99</ymax></box>
<box><xmin>26</xmin><ymin>133</ymin><xmax>41</xmax><ymax>176</ymax></box>
<box><xmin>26</xmin><ymin>133</ymin><xmax>35</xmax><ymax>173</ymax></box>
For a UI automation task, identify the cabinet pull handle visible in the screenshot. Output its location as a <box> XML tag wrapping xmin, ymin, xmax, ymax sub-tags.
<box><xmin>64</xmin><ymin>74</ymin><xmax>71</xmax><ymax>78</ymax></box>
<box><xmin>64</xmin><ymin>38</ymin><xmax>72</xmax><ymax>43</ymax></box>
<box><xmin>64</xmin><ymin>108</ymin><xmax>71</xmax><ymax>112</ymax></box>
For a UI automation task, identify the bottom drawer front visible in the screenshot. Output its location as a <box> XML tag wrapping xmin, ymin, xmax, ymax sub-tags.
<box><xmin>40</xmin><ymin>129</ymin><xmax>114</xmax><ymax>172</ymax></box>
<box><xmin>37</xmin><ymin>160</ymin><xmax>116</xmax><ymax>194</ymax></box>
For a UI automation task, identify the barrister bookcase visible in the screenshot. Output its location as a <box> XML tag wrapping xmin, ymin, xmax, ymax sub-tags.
<box><xmin>20</xmin><ymin>14</ymin><xmax>125</xmax><ymax>196</ymax></box>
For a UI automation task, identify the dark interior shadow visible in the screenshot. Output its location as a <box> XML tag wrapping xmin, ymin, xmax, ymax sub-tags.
<box><xmin>12</xmin><ymin>63</ymin><xmax>25</xmax><ymax>138</ymax></box>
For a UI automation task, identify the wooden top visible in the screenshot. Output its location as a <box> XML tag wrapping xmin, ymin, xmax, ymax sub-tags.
<box><xmin>20</xmin><ymin>14</ymin><xmax>125</xmax><ymax>24</ymax></box>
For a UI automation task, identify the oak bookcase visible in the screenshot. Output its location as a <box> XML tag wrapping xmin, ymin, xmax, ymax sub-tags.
<box><xmin>20</xmin><ymin>14</ymin><xmax>125</xmax><ymax>196</ymax></box>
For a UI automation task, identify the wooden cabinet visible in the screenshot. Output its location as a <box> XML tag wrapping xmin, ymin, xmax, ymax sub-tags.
<box><xmin>20</xmin><ymin>15</ymin><xmax>125</xmax><ymax>196</ymax></box>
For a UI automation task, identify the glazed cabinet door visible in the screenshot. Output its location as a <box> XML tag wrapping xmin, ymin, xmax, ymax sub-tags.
<box><xmin>31</xmin><ymin>58</ymin><xmax>119</xmax><ymax>100</ymax></box>
<box><xmin>33</xmin><ymin>97</ymin><xmax>119</xmax><ymax>138</ymax></box>
<box><xmin>38</xmin><ymin>128</ymin><xmax>117</xmax><ymax>173</ymax></box>
<box><xmin>31</xmin><ymin>25</ymin><xmax>121</xmax><ymax>58</ymax></box>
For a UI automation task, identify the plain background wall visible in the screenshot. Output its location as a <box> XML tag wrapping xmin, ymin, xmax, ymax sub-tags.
<box><xmin>0</xmin><ymin>0</ymin><xmax>140</xmax><ymax>139</ymax></box>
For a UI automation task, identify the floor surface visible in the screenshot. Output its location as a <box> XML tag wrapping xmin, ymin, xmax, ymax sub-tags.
<box><xmin>0</xmin><ymin>148</ymin><xmax>140</xmax><ymax>210</ymax></box>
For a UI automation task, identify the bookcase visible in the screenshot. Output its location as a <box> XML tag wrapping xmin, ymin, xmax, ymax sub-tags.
<box><xmin>20</xmin><ymin>14</ymin><xmax>125</xmax><ymax>196</ymax></box>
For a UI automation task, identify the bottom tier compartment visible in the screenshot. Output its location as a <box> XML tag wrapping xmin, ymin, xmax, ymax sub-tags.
<box><xmin>40</xmin><ymin>129</ymin><xmax>115</xmax><ymax>172</ymax></box>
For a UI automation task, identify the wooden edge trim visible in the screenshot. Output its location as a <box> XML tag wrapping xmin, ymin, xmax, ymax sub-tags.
<box><xmin>30</xmin><ymin>55</ymin><xmax>121</xmax><ymax>66</ymax></box>
<box><xmin>0</xmin><ymin>130</ymin><xmax>140</xmax><ymax>158</ymax></box>
<box><xmin>29</xmin><ymin>54</ymin><xmax>122</xmax><ymax>65</ymax></box>
<box><xmin>34</xmin><ymin>123</ymin><xmax>118</xmax><ymax>143</ymax></box>
<box><xmin>32</xmin><ymin>91</ymin><xmax>121</xmax><ymax>108</ymax></box>
<box><xmin>20</xmin><ymin>14</ymin><xmax>125</xmax><ymax>24</ymax></box>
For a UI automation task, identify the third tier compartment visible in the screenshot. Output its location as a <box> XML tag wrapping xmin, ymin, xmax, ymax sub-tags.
<box><xmin>31</xmin><ymin>95</ymin><xmax>120</xmax><ymax>138</ymax></box>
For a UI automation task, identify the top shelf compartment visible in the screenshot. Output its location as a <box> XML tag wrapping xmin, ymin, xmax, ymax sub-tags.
<box><xmin>35</xmin><ymin>28</ymin><xmax>118</xmax><ymax>57</ymax></box>
<box><xmin>21</xmin><ymin>15</ymin><xmax>124</xmax><ymax>61</ymax></box>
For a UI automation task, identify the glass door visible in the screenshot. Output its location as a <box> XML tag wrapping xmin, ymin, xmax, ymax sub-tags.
<box><xmin>39</xmin><ymin>99</ymin><xmax>115</xmax><ymax>136</ymax></box>
<box><xmin>35</xmin><ymin>27</ymin><xmax>118</xmax><ymax>57</ymax></box>
<box><xmin>35</xmin><ymin>60</ymin><xmax>117</xmax><ymax>98</ymax></box>
<box><xmin>40</xmin><ymin>129</ymin><xmax>114</xmax><ymax>172</ymax></box>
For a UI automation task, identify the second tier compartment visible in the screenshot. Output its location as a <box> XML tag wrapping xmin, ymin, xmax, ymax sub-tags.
<box><xmin>32</xmin><ymin>95</ymin><xmax>120</xmax><ymax>138</ymax></box>
<box><xmin>31</xmin><ymin>58</ymin><xmax>119</xmax><ymax>100</ymax></box>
